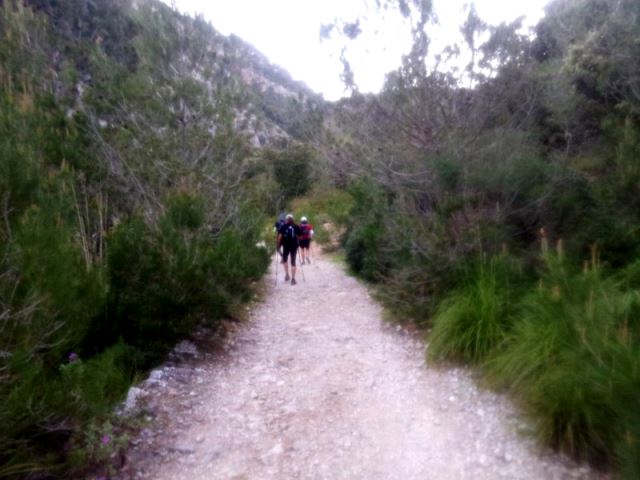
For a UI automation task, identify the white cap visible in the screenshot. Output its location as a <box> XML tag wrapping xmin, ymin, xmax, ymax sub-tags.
<box><xmin>286</xmin><ymin>214</ymin><xmax>294</xmax><ymax>220</ymax></box>
<box><xmin>301</xmin><ymin>216</ymin><xmax>308</xmax><ymax>222</ymax></box>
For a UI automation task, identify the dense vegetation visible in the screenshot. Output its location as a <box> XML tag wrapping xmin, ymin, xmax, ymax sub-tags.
<box><xmin>323</xmin><ymin>0</ymin><xmax>639</xmax><ymax>476</ymax></box>
<box><xmin>0</xmin><ymin>1</ymin><xmax>317</xmax><ymax>477</ymax></box>
<box><xmin>1</xmin><ymin>0</ymin><xmax>638</xmax><ymax>478</ymax></box>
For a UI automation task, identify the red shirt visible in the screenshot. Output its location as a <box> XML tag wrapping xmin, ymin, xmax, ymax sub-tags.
<box><xmin>300</xmin><ymin>223</ymin><xmax>313</xmax><ymax>240</ymax></box>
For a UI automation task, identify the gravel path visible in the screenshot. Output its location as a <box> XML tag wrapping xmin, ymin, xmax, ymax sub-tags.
<box><xmin>119</xmin><ymin>252</ymin><xmax>605</xmax><ymax>480</ymax></box>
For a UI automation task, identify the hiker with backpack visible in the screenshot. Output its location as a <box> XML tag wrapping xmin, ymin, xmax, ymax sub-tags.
<box><xmin>274</xmin><ymin>212</ymin><xmax>286</xmax><ymax>233</ymax></box>
<box><xmin>277</xmin><ymin>214</ymin><xmax>302</xmax><ymax>285</ymax></box>
<box><xmin>299</xmin><ymin>216</ymin><xmax>314</xmax><ymax>264</ymax></box>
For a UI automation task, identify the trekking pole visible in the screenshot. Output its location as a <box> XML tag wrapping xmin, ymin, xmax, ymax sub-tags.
<box><xmin>299</xmin><ymin>249</ymin><xmax>306</xmax><ymax>283</ymax></box>
<box><xmin>273</xmin><ymin>201</ymin><xmax>282</xmax><ymax>286</ymax></box>
<box><xmin>274</xmin><ymin>236</ymin><xmax>280</xmax><ymax>286</ymax></box>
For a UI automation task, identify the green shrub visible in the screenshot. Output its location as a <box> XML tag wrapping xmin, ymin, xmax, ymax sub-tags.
<box><xmin>165</xmin><ymin>193</ymin><xmax>205</xmax><ymax>230</ymax></box>
<box><xmin>613</xmin><ymin>353</ymin><xmax>640</xmax><ymax>479</ymax></box>
<box><xmin>433</xmin><ymin>156</ymin><xmax>461</xmax><ymax>192</ymax></box>
<box><xmin>428</xmin><ymin>255</ymin><xmax>526</xmax><ymax>363</ymax></box>
<box><xmin>0</xmin><ymin>185</ymin><xmax>269</xmax><ymax>476</ymax></box>
<box><xmin>60</xmin><ymin>343</ymin><xmax>136</xmax><ymax>419</ymax></box>
<box><xmin>0</xmin><ymin>180</ymin><xmax>112</xmax><ymax>476</ymax></box>
<box><xmin>104</xmin><ymin>197</ymin><xmax>269</xmax><ymax>367</ymax></box>
<box><xmin>344</xmin><ymin>220</ymin><xmax>387</xmax><ymax>280</ymax></box>
<box><xmin>343</xmin><ymin>179</ymin><xmax>391</xmax><ymax>280</ymax></box>
<box><xmin>264</xmin><ymin>144</ymin><xmax>313</xmax><ymax>200</ymax></box>
<box><xmin>487</xmin><ymin>257</ymin><xmax>640</xmax><ymax>468</ymax></box>
<box><xmin>619</xmin><ymin>259</ymin><xmax>640</xmax><ymax>290</ymax></box>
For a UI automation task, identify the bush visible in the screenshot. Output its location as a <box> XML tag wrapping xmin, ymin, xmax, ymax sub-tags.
<box><xmin>344</xmin><ymin>220</ymin><xmax>387</xmax><ymax>280</ymax></box>
<box><xmin>613</xmin><ymin>357</ymin><xmax>640</xmax><ymax>479</ymax></box>
<box><xmin>265</xmin><ymin>143</ymin><xmax>313</xmax><ymax>200</ymax></box>
<box><xmin>486</xmin><ymin>256</ymin><xmax>640</xmax><ymax>469</ymax></box>
<box><xmin>0</xmin><ymin>202</ymin><xmax>117</xmax><ymax>476</ymax></box>
<box><xmin>343</xmin><ymin>179</ymin><xmax>392</xmax><ymax>281</ymax></box>
<box><xmin>1</xmin><ymin>315</ymin><xmax>133</xmax><ymax>477</ymax></box>
<box><xmin>104</xmin><ymin>196</ymin><xmax>269</xmax><ymax>367</ymax></box>
<box><xmin>1</xmin><ymin>191</ymin><xmax>270</xmax><ymax>476</ymax></box>
<box><xmin>428</xmin><ymin>254</ymin><xmax>527</xmax><ymax>363</ymax></box>
<box><xmin>165</xmin><ymin>192</ymin><xmax>205</xmax><ymax>230</ymax></box>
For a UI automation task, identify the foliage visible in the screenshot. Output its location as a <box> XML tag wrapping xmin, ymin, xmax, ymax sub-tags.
<box><xmin>428</xmin><ymin>254</ymin><xmax>527</xmax><ymax>363</ymax></box>
<box><xmin>0</xmin><ymin>1</ymin><xmax>279</xmax><ymax>476</ymax></box>
<box><xmin>289</xmin><ymin>188</ymin><xmax>354</xmax><ymax>246</ymax></box>
<box><xmin>324</xmin><ymin>0</ymin><xmax>640</xmax><ymax>476</ymax></box>
<box><xmin>103</xmin><ymin>200</ymin><xmax>268</xmax><ymax>368</ymax></box>
<box><xmin>263</xmin><ymin>143</ymin><xmax>314</xmax><ymax>200</ymax></box>
<box><xmin>2</xmin><ymin>0</ymin><xmax>639</xmax><ymax>476</ymax></box>
<box><xmin>486</xmin><ymin>255</ymin><xmax>640</xmax><ymax>469</ymax></box>
<box><xmin>343</xmin><ymin>179</ymin><xmax>393</xmax><ymax>281</ymax></box>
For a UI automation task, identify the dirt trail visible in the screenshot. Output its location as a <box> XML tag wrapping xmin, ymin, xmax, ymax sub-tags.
<box><xmin>119</xmin><ymin>252</ymin><xmax>604</xmax><ymax>480</ymax></box>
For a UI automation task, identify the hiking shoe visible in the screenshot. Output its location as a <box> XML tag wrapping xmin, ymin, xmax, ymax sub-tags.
<box><xmin>285</xmin><ymin>274</ymin><xmax>290</xmax><ymax>281</ymax></box>
<box><xmin>291</xmin><ymin>278</ymin><xmax>297</xmax><ymax>285</ymax></box>
<box><xmin>307</xmin><ymin>258</ymin><xmax>311</xmax><ymax>264</ymax></box>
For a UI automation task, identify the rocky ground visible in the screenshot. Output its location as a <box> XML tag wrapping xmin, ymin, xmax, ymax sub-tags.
<box><xmin>116</xmin><ymin>252</ymin><xmax>606</xmax><ymax>480</ymax></box>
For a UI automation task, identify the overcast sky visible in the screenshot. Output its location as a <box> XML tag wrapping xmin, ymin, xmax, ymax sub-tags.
<box><xmin>161</xmin><ymin>0</ymin><xmax>551</xmax><ymax>100</ymax></box>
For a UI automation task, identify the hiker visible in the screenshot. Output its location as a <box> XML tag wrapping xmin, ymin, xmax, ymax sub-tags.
<box><xmin>299</xmin><ymin>216</ymin><xmax>314</xmax><ymax>264</ymax></box>
<box><xmin>277</xmin><ymin>213</ymin><xmax>302</xmax><ymax>285</ymax></box>
<box><xmin>274</xmin><ymin>212</ymin><xmax>286</xmax><ymax>233</ymax></box>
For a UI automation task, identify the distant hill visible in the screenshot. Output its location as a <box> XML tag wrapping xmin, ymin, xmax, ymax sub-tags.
<box><xmin>25</xmin><ymin>0</ymin><xmax>326</xmax><ymax>146</ymax></box>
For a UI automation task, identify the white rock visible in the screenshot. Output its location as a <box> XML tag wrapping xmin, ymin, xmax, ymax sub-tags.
<box><xmin>173</xmin><ymin>340</ymin><xmax>199</xmax><ymax>356</ymax></box>
<box><xmin>148</xmin><ymin>369</ymin><xmax>165</xmax><ymax>381</ymax></box>
<box><xmin>123</xmin><ymin>387</ymin><xmax>147</xmax><ymax>413</ymax></box>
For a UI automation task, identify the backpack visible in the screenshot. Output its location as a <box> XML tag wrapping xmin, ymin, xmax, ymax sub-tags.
<box><xmin>282</xmin><ymin>224</ymin><xmax>297</xmax><ymax>242</ymax></box>
<box><xmin>300</xmin><ymin>223</ymin><xmax>311</xmax><ymax>237</ymax></box>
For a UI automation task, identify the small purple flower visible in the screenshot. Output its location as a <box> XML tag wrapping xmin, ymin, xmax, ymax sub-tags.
<box><xmin>101</xmin><ymin>434</ymin><xmax>111</xmax><ymax>445</ymax></box>
<box><xmin>68</xmin><ymin>352</ymin><xmax>79</xmax><ymax>363</ymax></box>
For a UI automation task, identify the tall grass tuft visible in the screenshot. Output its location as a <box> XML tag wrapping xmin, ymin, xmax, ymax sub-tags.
<box><xmin>427</xmin><ymin>254</ymin><xmax>526</xmax><ymax>363</ymax></box>
<box><xmin>486</xmin><ymin>255</ymin><xmax>640</xmax><ymax>469</ymax></box>
<box><xmin>424</xmin><ymin>246</ymin><xmax>640</xmax><ymax>475</ymax></box>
